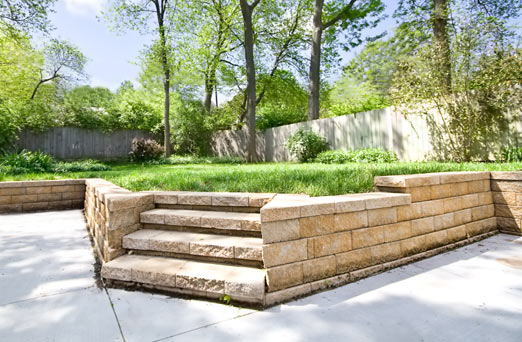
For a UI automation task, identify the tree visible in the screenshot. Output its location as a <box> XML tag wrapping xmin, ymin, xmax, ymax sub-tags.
<box><xmin>0</xmin><ymin>0</ymin><xmax>56</xmax><ymax>36</ymax></box>
<box><xmin>239</xmin><ymin>0</ymin><xmax>263</xmax><ymax>162</ymax></box>
<box><xmin>106</xmin><ymin>0</ymin><xmax>177</xmax><ymax>157</ymax></box>
<box><xmin>31</xmin><ymin>39</ymin><xmax>86</xmax><ymax>100</ymax></box>
<box><xmin>307</xmin><ymin>0</ymin><xmax>385</xmax><ymax>121</ymax></box>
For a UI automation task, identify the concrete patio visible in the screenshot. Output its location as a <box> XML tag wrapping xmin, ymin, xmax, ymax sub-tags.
<box><xmin>0</xmin><ymin>209</ymin><xmax>521</xmax><ymax>342</ymax></box>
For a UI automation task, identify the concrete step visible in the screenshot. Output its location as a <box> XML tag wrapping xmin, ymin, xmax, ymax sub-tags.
<box><xmin>149</xmin><ymin>191</ymin><xmax>275</xmax><ymax>209</ymax></box>
<box><xmin>123</xmin><ymin>229</ymin><xmax>263</xmax><ymax>262</ymax></box>
<box><xmin>102</xmin><ymin>254</ymin><xmax>266</xmax><ymax>304</ymax></box>
<box><xmin>140</xmin><ymin>209</ymin><xmax>261</xmax><ymax>232</ymax></box>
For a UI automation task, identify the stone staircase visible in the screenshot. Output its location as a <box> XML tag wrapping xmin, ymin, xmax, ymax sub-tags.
<box><xmin>101</xmin><ymin>192</ymin><xmax>275</xmax><ymax>305</ymax></box>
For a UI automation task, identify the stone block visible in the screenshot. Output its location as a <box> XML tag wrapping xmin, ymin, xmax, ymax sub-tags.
<box><xmin>177</xmin><ymin>192</ymin><xmax>212</xmax><ymax>206</ymax></box>
<box><xmin>411</xmin><ymin>217</ymin><xmax>434</xmax><ymax>236</ymax></box>
<box><xmin>364</xmin><ymin>193</ymin><xmax>410</xmax><ymax>209</ymax></box>
<box><xmin>37</xmin><ymin>193</ymin><xmax>62</xmax><ymax>202</ymax></box>
<box><xmin>266</xmin><ymin>262</ymin><xmax>304</xmax><ymax>292</ymax></box>
<box><xmin>51</xmin><ymin>185</ymin><xmax>76</xmax><ymax>193</ymax></box>
<box><xmin>300</xmin><ymin>197</ymin><xmax>335</xmax><ymax>217</ymax></box>
<box><xmin>260</xmin><ymin>198</ymin><xmax>305</xmax><ymax>223</ymax></box>
<box><xmin>490</xmin><ymin>171</ymin><xmax>522</xmax><ymax>180</ymax></box>
<box><xmin>0</xmin><ymin>187</ymin><xmax>25</xmax><ymax>196</ymax></box>
<box><xmin>264</xmin><ymin>283</ymin><xmax>311</xmax><ymax>305</ymax></box>
<box><xmin>107</xmin><ymin>207</ymin><xmax>139</xmax><ymax>230</ymax></box>
<box><xmin>374</xmin><ymin>174</ymin><xmax>440</xmax><ymax>188</ymax></box>
<box><xmin>461</xmin><ymin>194</ymin><xmax>479</xmax><ymax>209</ymax></box>
<box><xmin>439</xmin><ymin>171</ymin><xmax>489</xmax><ymax>184</ymax></box>
<box><xmin>249</xmin><ymin>193</ymin><xmax>276</xmax><ymax>207</ymax></box>
<box><xmin>430</xmin><ymin>184</ymin><xmax>453</xmax><ymax>200</ymax></box>
<box><xmin>0</xmin><ymin>196</ymin><xmax>10</xmax><ymax>205</ymax></box>
<box><xmin>471</xmin><ymin>205</ymin><xmax>495</xmax><ymax>221</ymax></box>
<box><xmin>313</xmin><ymin>231</ymin><xmax>352</xmax><ymax>257</ymax></box>
<box><xmin>0</xmin><ymin>204</ymin><xmax>22</xmax><ymax>213</ymax></box>
<box><xmin>302</xmin><ymin>255</ymin><xmax>336</xmax><ymax>283</ymax></box>
<box><xmin>397</xmin><ymin>203</ymin><xmax>423</xmax><ymax>221</ymax></box>
<box><xmin>299</xmin><ymin>215</ymin><xmax>335</xmax><ymax>237</ymax></box>
<box><xmin>446</xmin><ymin>225</ymin><xmax>467</xmax><ymax>242</ymax></box>
<box><xmin>307</xmin><ymin>238</ymin><xmax>314</xmax><ymax>259</ymax></box>
<box><xmin>352</xmin><ymin>226</ymin><xmax>384</xmax><ymax>249</ymax></box>
<box><xmin>421</xmin><ymin>199</ymin><xmax>445</xmax><ymax>217</ymax></box>
<box><xmin>400</xmin><ymin>235</ymin><xmax>427</xmax><ymax>255</ymax></box>
<box><xmin>263</xmin><ymin>239</ymin><xmax>307</xmax><ymax>267</ymax></box>
<box><xmin>424</xmin><ymin>230</ymin><xmax>448</xmax><ymax>249</ymax></box>
<box><xmin>25</xmin><ymin>186</ymin><xmax>52</xmax><ymax>195</ymax></box>
<box><xmin>467</xmin><ymin>180</ymin><xmax>490</xmax><ymax>193</ymax></box>
<box><xmin>491</xmin><ymin>180</ymin><xmax>522</xmax><ymax>192</ymax></box>
<box><xmin>332</xmin><ymin>195</ymin><xmax>366</xmax><ymax>213</ymax></box>
<box><xmin>454</xmin><ymin>209</ymin><xmax>472</xmax><ymax>226</ymax></box>
<box><xmin>383</xmin><ymin>221</ymin><xmax>412</xmax><ymax>242</ymax></box>
<box><xmin>336</xmin><ymin>248</ymin><xmax>372</xmax><ymax>273</ymax></box>
<box><xmin>477</xmin><ymin>192</ymin><xmax>493</xmax><ymax>205</ymax></box>
<box><xmin>433</xmin><ymin>213</ymin><xmax>455</xmax><ymax>231</ymax></box>
<box><xmin>367</xmin><ymin>207</ymin><xmax>397</xmax><ymax>226</ymax></box>
<box><xmin>106</xmin><ymin>193</ymin><xmax>153</xmax><ymax>212</ymax></box>
<box><xmin>212</xmin><ymin>193</ymin><xmax>249</xmax><ymax>207</ymax></box>
<box><xmin>110</xmin><ymin>224</ymin><xmax>141</xmax><ymax>249</ymax></box>
<box><xmin>451</xmin><ymin>182</ymin><xmax>469</xmax><ymax>197</ymax></box>
<box><xmin>494</xmin><ymin>204</ymin><xmax>516</xmax><ymax>218</ymax></box>
<box><xmin>409</xmin><ymin>186</ymin><xmax>432</xmax><ymax>202</ymax></box>
<box><xmin>61</xmin><ymin>191</ymin><xmax>85</xmax><ymax>200</ymax></box>
<box><xmin>262</xmin><ymin>219</ymin><xmax>300</xmax><ymax>243</ymax></box>
<box><xmin>191</xmin><ymin>242</ymin><xmax>234</xmax><ymax>259</ymax></box>
<box><xmin>493</xmin><ymin>192</ymin><xmax>516</xmax><ymax>205</ymax></box>
<box><xmin>334</xmin><ymin>211</ymin><xmax>368</xmax><ymax>232</ymax></box>
<box><xmin>497</xmin><ymin>217</ymin><xmax>521</xmax><ymax>235</ymax></box>
<box><xmin>10</xmin><ymin>194</ymin><xmax>37</xmax><ymax>204</ymax></box>
<box><xmin>234</xmin><ymin>246</ymin><xmax>263</xmax><ymax>261</ymax></box>
<box><xmin>466</xmin><ymin>217</ymin><xmax>497</xmax><ymax>236</ymax></box>
<box><xmin>152</xmin><ymin>192</ymin><xmax>178</xmax><ymax>205</ymax></box>
<box><xmin>370</xmin><ymin>242</ymin><xmax>401</xmax><ymax>264</ymax></box>
<box><xmin>443</xmin><ymin>197</ymin><xmax>462</xmax><ymax>213</ymax></box>
<box><xmin>22</xmin><ymin>202</ymin><xmax>48</xmax><ymax>212</ymax></box>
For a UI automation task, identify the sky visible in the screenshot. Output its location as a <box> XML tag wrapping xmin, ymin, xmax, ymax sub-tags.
<box><xmin>47</xmin><ymin>0</ymin><xmax>398</xmax><ymax>92</ymax></box>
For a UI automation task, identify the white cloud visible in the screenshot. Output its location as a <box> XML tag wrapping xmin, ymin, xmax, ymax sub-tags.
<box><xmin>63</xmin><ymin>0</ymin><xmax>104</xmax><ymax>16</ymax></box>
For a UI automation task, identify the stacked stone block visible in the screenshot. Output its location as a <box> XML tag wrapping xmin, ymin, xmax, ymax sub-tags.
<box><xmin>260</xmin><ymin>172</ymin><xmax>498</xmax><ymax>306</ymax></box>
<box><xmin>84</xmin><ymin>179</ymin><xmax>154</xmax><ymax>262</ymax></box>
<box><xmin>491</xmin><ymin>172</ymin><xmax>522</xmax><ymax>235</ymax></box>
<box><xmin>0</xmin><ymin>179</ymin><xmax>85</xmax><ymax>213</ymax></box>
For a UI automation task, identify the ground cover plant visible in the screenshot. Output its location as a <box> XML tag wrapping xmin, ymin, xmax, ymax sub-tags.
<box><xmin>2</xmin><ymin>159</ymin><xmax>521</xmax><ymax>197</ymax></box>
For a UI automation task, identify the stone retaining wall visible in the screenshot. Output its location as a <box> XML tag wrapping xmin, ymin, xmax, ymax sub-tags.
<box><xmin>84</xmin><ymin>179</ymin><xmax>153</xmax><ymax>262</ymax></box>
<box><xmin>0</xmin><ymin>179</ymin><xmax>85</xmax><ymax>213</ymax></box>
<box><xmin>260</xmin><ymin>172</ymin><xmax>499</xmax><ymax>305</ymax></box>
<box><xmin>491</xmin><ymin>172</ymin><xmax>522</xmax><ymax>235</ymax></box>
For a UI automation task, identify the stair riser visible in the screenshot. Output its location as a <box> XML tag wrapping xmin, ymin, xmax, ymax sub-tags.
<box><xmin>156</xmin><ymin>204</ymin><xmax>261</xmax><ymax>213</ymax></box>
<box><xmin>141</xmin><ymin>223</ymin><xmax>262</xmax><ymax>238</ymax></box>
<box><xmin>127</xmin><ymin>250</ymin><xmax>263</xmax><ymax>268</ymax></box>
<box><xmin>104</xmin><ymin>279</ymin><xmax>264</xmax><ymax>306</ymax></box>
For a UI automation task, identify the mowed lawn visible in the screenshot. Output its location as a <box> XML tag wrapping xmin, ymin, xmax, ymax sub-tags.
<box><xmin>1</xmin><ymin>162</ymin><xmax>521</xmax><ymax>196</ymax></box>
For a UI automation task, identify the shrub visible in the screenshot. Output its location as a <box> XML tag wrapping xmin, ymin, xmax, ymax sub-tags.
<box><xmin>315</xmin><ymin>148</ymin><xmax>398</xmax><ymax>163</ymax></box>
<box><xmin>286</xmin><ymin>128</ymin><xmax>328</xmax><ymax>162</ymax></box>
<box><xmin>0</xmin><ymin>150</ymin><xmax>55</xmax><ymax>174</ymax></box>
<box><xmin>129</xmin><ymin>138</ymin><xmax>164</xmax><ymax>162</ymax></box>
<box><xmin>501</xmin><ymin>147</ymin><xmax>522</xmax><ymax>162</ymax></box>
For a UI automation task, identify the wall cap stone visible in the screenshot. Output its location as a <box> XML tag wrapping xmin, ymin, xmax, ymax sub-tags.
<box><xmin>490</xmin><ymin>171</ymin><xmax>522</xmax><ymax>181</ymax></box>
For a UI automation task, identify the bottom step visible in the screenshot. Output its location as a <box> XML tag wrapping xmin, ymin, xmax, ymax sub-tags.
<box><xmin>102</xmin><ymin>255</ymin><xmax>266</xmax><ymax>304</ymax></box>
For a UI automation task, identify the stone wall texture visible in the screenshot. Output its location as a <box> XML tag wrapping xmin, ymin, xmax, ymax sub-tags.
<box><xmin>0</xmin><ymin>179</ymin><xmax>85</xmax><ymax>213</ymax></box>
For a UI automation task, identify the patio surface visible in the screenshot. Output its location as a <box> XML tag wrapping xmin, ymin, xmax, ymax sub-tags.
<box><xmin>0</xmin><ymin>210</ymin><xmax>521</xmax><ymax>342</ymax></box>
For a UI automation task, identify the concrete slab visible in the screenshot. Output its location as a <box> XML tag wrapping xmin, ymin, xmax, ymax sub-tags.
<box><xmin>1</xmin><ymin>210</ymin><xmax>521</xmax><ymax>342</ymax></box>
<box><xmin>0</xmin><ymin>287</ymin><xmax>122</xmax><ymax>342</ymax></box>
<box><xmin>0</xmin><ymin>210</ymin><xmax>94</xmax><ymax>305</ymax></box>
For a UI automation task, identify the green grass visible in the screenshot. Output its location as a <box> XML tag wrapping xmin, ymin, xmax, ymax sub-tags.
<box><xmin>1</xmin><ymin>162</ymin><xmax>521</xmax><ymax>196</ymax></box>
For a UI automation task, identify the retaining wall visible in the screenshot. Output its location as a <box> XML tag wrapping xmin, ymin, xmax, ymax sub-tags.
<box><xmin>259</xmin><ymin>172</ymin><xmax>500</xmax><ymax>305</ymax></box>
<box><xmin>0</xmin><ymin>179</ymin><xmax>85</xmax><ymax>213</ymax></box>
<box><xmin>491</xmin><ymin>172</ymin><xmax>522</xmax><ymax>235</ymax></box>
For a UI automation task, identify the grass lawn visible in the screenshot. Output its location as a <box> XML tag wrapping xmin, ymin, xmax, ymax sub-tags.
<box><xmin>1</xmin><ymin>161</ymin><xmax>521</xmax><ymax>196</ymax></box>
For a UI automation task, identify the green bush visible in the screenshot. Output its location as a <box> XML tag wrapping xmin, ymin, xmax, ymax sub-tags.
<box><xmin>0</xmin><ymin>150</ymin><xmax>55</xmax><ymax>174</ymax></box>
<box><xmin>501</xmin><ymin>147</ymin><xmax>522</xmax><ymax>162</ymax></box>
<box><xmin>0</xmin><ymin>150</ymin><xmax>112</xmax><ymax>174</ymax></box>
<box><xmin>286</xmin><ymin>128</ymin><xmax>328</xmax><ymax>162</ymax></box>
<box><xmin>171</xmin><ymin>100</ymin><xmax>214</xmax><ymax>156</ymax></box>
<box><xmin>315</xmin><ymin>148</ymin><xmax>398</xmax><ymax>163</ymax></box>
<box><xmin>129</xmin><ymin>138</ymin><xmax>164</xmax><ymax>162</ymax></box>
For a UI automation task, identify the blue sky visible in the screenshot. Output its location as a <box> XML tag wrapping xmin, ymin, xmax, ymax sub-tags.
<box><xmin>48</xmin><ymin>0</ymin><xmax>398</xmax><ymax>91</ymax></box>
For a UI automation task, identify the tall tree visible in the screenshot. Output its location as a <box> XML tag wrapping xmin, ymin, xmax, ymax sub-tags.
<box><xmin>106</xmin><ymin>0</ymin><xmax>177</xmax><ymax>156</ymax></box>
<box><xmin>432</xmin><ymin>0</ymin><xmax>450</xmax><ymax>90</ymax></box>
<box><xmin>31</xmin><ymin>39</ymin><xmax>86</xmax><ymax>100</ymax></box>
<box><xmin>307</xmin><ymin>0</ymin><xmax>384</xmax><ymax>121</ymax></box>
<box><xmin>0</xmin><ymin>0</ymin><xmax>56</xmax><ymax>36</ymax></box>
<box><xmin>239</xmin><ymin>0</ymin><xmax>262</xmax><ymax>162</ymax></box>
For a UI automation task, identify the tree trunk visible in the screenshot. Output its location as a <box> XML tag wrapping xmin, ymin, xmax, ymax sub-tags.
<box><xmin>204</xmin><ymin>80</ymin><xmax>213</xmax><ymax>112</ymax></box>
<box><xmin>307</xmin><ymin>0</ymin><xmax>324</xmax><ymax>121</ymax></box>
<box><xmin>240</xmin><ymin>0</ymin><xmax>257</xmax><ymax>162</ymax></box>
<box><xmin>433</xmin><ymin>0</ymin><xmax>451</xmax><ymax>91</ymax></box>
<box><xmin>156</xmin><ymin>2</ymin><xmax>171</xmax><ymax>157</ymax></box>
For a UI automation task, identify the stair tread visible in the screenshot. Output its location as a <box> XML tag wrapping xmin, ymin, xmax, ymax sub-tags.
<box><xmin>140</xmin><ymin>209</ymin><xmax>261</xmax><ymax>231</ymax></box>
<box><xmin>123</xmin><ymin>229</ymin><xmax>263</xmax><ymax>261</ymax></box>
<box><xmin>102</xmin><ymin>254</ymin><xmax>266</xmax><ymax>300</ymax></box>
